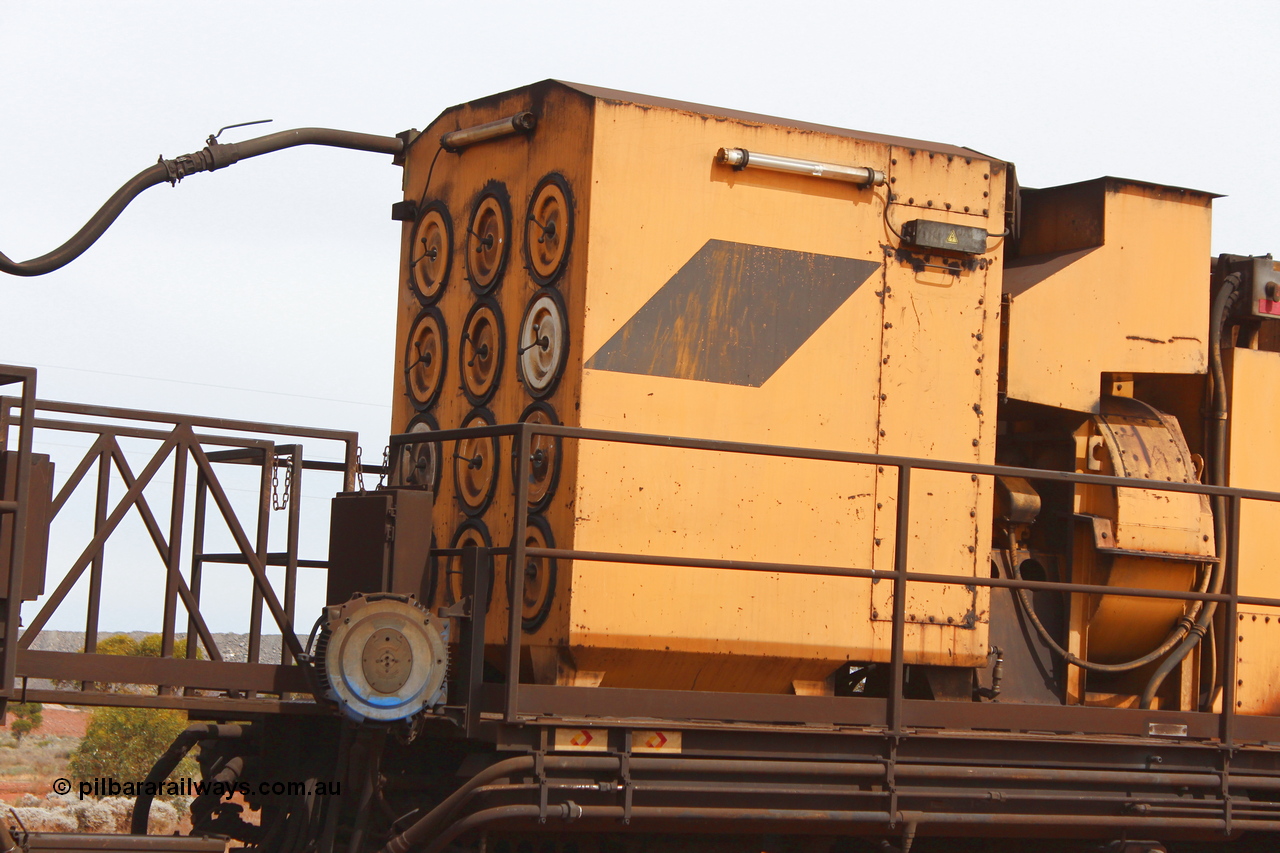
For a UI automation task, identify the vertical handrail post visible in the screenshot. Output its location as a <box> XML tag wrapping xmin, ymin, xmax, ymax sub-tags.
<box><xmin>343</xmin><ymin>437</ymin><xmax>358</xmax><ymax>493</ymax></box>
<box><xmin>159</xmin><ymin>440</ymin><xmax>188</xmax><ymax>681</ymax></box>
<box><xmin>1218</xmin><ymin>492</ymin><xmax>1243</xmax><ymax>836</ymax></box>
<box><xmin>186</xmin><ymin>469</ymin><xmax>209</xmax><ymax>671</ymax></box>
<box><xmin>282</xmin><ymin>446</ymin><xmax>303</xmax><ymax>666</ymax></box>
<box><xmin>506</xmin><ymin>424</ymin><xmax>532</xmax><ymax>723</ymax></box>
<box><xmin>0</xmin><ymin>370</ymin><xmax>35</xmax><ymax>699</ymax></box>
<box><xmin>1221</xmin><ymin>493</ymin><xmax>1242</xmax><ymax>747</ymax></box>
<box><xmin>889</xmin><ymin>464</ymin><xmax>912</xmax><ymax>736</ymax></box>
<box><xmin>83</xmin><ymin>446</ymin><xmax>111</xmax><ymax>680</ymax></box>
<box><xmin>459</xmin><ymin>545</ymin><xmax>490</xmax><ymax>738</ymax></box>
<box><xmin>248</xmin><ymin>446</ymin><xmax>272</xmax><ymax>668</ymax></box>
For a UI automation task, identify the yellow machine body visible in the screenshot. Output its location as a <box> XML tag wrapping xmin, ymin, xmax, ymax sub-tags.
<box><xmin>1003</xmin><ymin>178</ymin><xmax>1214</xmax><ymax>414</ymax></box>
<box><xmin>1227</xmin><ymin>347</ymin><xmax>1280</xmax><ymax>715</ymax></box>
<box><xmin>393</xmin><ymin>81</ymin><xmax>1007</xmax><ymax>692</ymax></box>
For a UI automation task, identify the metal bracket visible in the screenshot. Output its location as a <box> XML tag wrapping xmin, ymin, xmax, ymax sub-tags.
<box><xmin>437</xmin><ymin>598</ymin><xmax>472</xmax><ymax>619</ymax></box>
<box><xmin>453</xmin><ymin>546</ymin><xmax>491</xmax><ymax>738</ymax></box>
<box><xmin>536</xmin><ymin>751</ymin><xmax>548</xmax><ymax>824</ymax></box>
<box><xmin>620</xmin><ymin>752</ymin><xmax>633</xmax><ymax>825</ymax></box>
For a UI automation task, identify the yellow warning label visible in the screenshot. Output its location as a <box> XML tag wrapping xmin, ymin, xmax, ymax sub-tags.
<box><xmin>946</xmin><ymin>230</ymin><xmax>959</xmax><ymax>244</ymax></box>
<box><xmin>631</xmin><ymin>730</ymin><xmax>682</xmax><ymax>753</ymax></box>
<box><xmin>553</xmin><ymin>728</ymin><xmax>608</xmax><ymax>751</ymax></box>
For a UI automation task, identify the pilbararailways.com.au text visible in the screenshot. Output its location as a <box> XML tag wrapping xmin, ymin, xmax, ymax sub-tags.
<box><xmin>53</xmin><ymin>777</ymin><xmax>341</xmax><ymax>799</ymax></box>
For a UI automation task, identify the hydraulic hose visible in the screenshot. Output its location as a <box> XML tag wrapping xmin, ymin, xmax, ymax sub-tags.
<box><xmin>1007</xmin><ymin>530</ymin><xmax>1207</xmax><ymax>673</ymax></box>
<box><xmin>0</xmin><ymin>127</ymin><xmax>405</xmax><ymax>277</ymax></box>
<box><xmin>130</xmin><ymin>723</ymin><xmax>247</xmax><ymax>835</ymax></box>
<box><xmin>1139</xmin><ymin>270</ymin><xmax>1242</xmax><ymax>709</ymax></box>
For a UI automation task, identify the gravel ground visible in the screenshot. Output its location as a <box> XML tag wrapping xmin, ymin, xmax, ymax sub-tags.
<box><xmin>25</xmin><ymin>632</ymin><xmax>286</xmax><ymax>664</ymax></box>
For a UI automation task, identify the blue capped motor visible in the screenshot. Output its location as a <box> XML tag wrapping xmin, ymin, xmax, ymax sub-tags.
<box><xmin>318</xmin><ymin>594</ymin><xmax>448</xmax><ymax>722</ymax></box>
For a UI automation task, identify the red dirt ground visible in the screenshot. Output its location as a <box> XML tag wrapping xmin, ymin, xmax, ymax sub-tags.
<box><xmin>0</xmin><ymin>704</ymin><xmax>89</xmax><ymax>739</ymax></box>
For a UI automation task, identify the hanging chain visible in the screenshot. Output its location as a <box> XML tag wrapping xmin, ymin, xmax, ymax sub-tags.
<box><xmin>356</xmin><ymin>445</ymin><xmax>367</xmax><ymax>493</ymax></box>
<box><xmin>378</xmin><ymin>445</ymin><xmax>390</xmax><ymax>490</ymax></box>
<box><xmin>271</xmin><ymin>455</ymin><xmax>292</xmax><ymax>511</ymax></box>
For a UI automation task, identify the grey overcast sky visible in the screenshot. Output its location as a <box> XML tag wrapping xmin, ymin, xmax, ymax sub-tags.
<box><xmin>2</xmin><ymin>1</ymin><xmax>1278</xmax><ymax>632</ymax></box>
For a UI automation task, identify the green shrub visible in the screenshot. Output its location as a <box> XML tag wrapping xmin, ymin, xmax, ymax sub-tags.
<box><xmin>69</xmin><ymin>707</ymin><xmax>197</xmax><ymax>796</ymax></box>
<box><xmin>94</xmin><ymin>634</ymin><xmax>140</xmax><ymax>657</ymax></box>
<box><xmin>9</xmin><ymin>703</ymin><xmax>41</xmax><ymax>743</ymax></box>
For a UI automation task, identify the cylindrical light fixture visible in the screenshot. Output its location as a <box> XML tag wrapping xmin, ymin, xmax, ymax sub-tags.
<box><xmin>717</xmin><ymin>147</ymin><xmax>885</xmax><ymax>187</ymax></box>
<box><xmin>441</xmin><ymin>112</ymin><xmax>537</xmax><ymax>152</ymax></box>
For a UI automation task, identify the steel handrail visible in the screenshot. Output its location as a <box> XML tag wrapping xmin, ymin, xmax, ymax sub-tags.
<box><xmin>390</xmin><ymin>421</ymin><xmax>1270</xmax><ymax>755</ymax></box>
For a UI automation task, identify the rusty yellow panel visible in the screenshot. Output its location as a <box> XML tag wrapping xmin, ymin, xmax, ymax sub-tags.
<box><xmin>887</xmin><ymin>146</ymin><xmax>993</xmax><ymax>218</ymax></box>
<box><xmin>1097</xmin><ymin>398</ymin><xmax>1215</xmax><ymax>557</ymax></box>
<box><xmin>1229</xmin><ymin>347</ymin><xmax>1280</xmax><ymax>616</ymax></box>
<box><xmin>1235</xmin><ymin>611</ymin><xmax>1280</xmax><ymax>715</ymax></box>
<box><xmin>399</xmin><ymin>82</ymin><xmax>1006</xmax><ymax>692</ymax></box>
<box><xmin>567</xmin><ymin>96</ymin><xmax>1001</xmax><ymax>687</ymax></box>
<box><xmin>571</xmin><ymin>96</ymin><xmax>892</xmax><ymax>690</ymax></box>
<box><xmin>870</xmin><ymin>222</ymin><xmax>1000</xmax><ymax>629</ymax></box>
<box><xmin>1004</xmin><ymin>179</ymin><xmax>1214</xmax><ymax>414</ymax></box>
<box><xmin>1069</xmin><ymin>399</ymin><xmax>1209</xmax><ymax>664</ymax></box>
<box><xmin>393</xmin><ymin>82</ymin><xmax>597</xmax><ymax>649</ymax></box>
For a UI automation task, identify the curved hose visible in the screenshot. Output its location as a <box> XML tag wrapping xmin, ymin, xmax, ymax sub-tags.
<box><xmin>1139</xmin><ymin>270</ymin><xmax>1242</xmax><ymax>709</ymax></box>
<box><xmin>1008</xmin><ymin>530</ymin><xmax>1206</xmax><ymax>673</ymax></box>
<box><xmin>1</xmin><ymin>127</ymin><xmax>404</xmax><ymax>277</ymax></box>
<box><xmin>130</xmin><ymin>723</ymin><xmax>246</xmax><ymax>835</ymax></box>
<box><xmin>0</xmin><ymin>163</ymin><xmax>170</xmax><ymax>276</ymax></box>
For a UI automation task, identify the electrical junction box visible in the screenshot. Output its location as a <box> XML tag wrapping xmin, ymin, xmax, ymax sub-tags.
<box><xmin>327</xmin><ymin>489</ymin><xmax>434</xmax><ymax>605</ymax></box>
<box><xmin>900</xmin><ymin>219</ymin><xmax>988</xmax><ymax>255</ymax></box>
<box><xmin>1225</xmin><ymin>254</ymin><xmax>1280</xmax><ymax>319</ymax></box>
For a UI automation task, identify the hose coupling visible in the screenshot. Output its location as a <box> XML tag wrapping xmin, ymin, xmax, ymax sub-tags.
<box><xmin>157</xmin><ymin>141</ymin><xmax>244</xmax><ymax>186</ymax></box>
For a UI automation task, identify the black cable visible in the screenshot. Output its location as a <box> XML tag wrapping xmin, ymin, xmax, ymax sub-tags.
<box><xmin>1139</xmin><ymin>269</ymin><xmax>1242</xmax><ymax>709</ymax></box>
<box><xmin>878</xmin><ymin>190</ymin><xmax>902</xmax><ymax>241</ymax></box>
<box><xmin>416</xmin><ymin>145</ymin><xmax>444</xmax><ymax>211</ymax></box>
<box><xmin>1006</xmin><ymin>529</ymin><xmax>1205</xmax><ymax>674</ymax></box>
